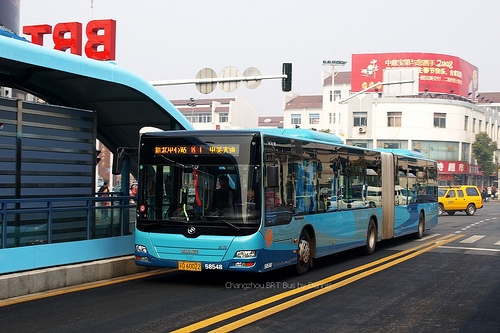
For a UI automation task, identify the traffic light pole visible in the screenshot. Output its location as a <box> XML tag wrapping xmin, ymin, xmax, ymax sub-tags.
<box><xmin>149</xmin><ymin>74</ymin><xmax>286</xmax><ymax>86</ymax></box>
<box><xmin>149</xmin><ymin>63</ymin><xmax>292</xmax><ymax>93</ymax></box>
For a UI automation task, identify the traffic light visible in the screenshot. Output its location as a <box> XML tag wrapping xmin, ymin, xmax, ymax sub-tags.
<box><xmin>282</xmin><ymin>63</ymin><xmax>292</xmax><ymax>92</ymax></box>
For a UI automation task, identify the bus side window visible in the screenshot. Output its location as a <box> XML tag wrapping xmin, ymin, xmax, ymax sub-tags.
<box><xmin>264</xmin><ymin>153</ymin><xmax>295</xmax><ymax>225</ymax></box>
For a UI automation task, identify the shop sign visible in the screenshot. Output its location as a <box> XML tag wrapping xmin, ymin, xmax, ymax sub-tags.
<box><xmin>438</xmin><ymin>161</ymin><xmax>467</xmax><ymax>174</ymax></box>
<box><xmin>438</xmin><ymin>161</ymin><xmax>482</xmax><ymax>175</ymax></box>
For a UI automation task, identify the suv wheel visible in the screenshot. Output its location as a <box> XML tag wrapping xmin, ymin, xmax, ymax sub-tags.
<box><xmin>438</xmin><ymin>203</ymin><xmax>444</xmax><ymax>216</ymax></box>
<box><xmin>466</xmin><ymin>203</ymin><xmax>476</xmax><ymax>216</ymax></box>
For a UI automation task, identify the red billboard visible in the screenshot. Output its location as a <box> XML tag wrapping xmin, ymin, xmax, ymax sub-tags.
<box><xmin>351</xmin><ymin>53</ymin><xmax>478</xmax><ymax>98</ymax></box>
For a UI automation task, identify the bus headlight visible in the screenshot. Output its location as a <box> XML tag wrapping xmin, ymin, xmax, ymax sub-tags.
<box><xmin>135</xmin><ymin>244</ymin><xmax>148</xmax><ymax>253</ymax></box>
<box><xmin>235</xmin><ymin>250</ymin><xmax>256</xmax><ymax>258</ymax></box>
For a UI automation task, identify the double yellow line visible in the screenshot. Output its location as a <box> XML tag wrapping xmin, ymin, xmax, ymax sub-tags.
<box><xmin>173</xmin><ymin>233</ymin><xmax>464</xmax><ymax>332</ymax></box>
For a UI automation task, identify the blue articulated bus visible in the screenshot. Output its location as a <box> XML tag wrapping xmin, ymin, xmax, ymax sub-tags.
<box><xmin>134</xmin><ymin>129</ymin><xmax>438</xmax><ymax>274</ymax></box>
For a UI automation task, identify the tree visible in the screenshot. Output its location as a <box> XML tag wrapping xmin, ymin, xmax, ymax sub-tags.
<box><xmin>472</xmin><ymin>132</ymin><xmax>498</xmax><ymax>176</ymax></box>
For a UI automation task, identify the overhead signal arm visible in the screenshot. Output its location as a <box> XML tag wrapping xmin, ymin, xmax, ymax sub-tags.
<box><xmin>149</xmin><ymin>63</ymin><xmax>292</xmax><ymax>93</ymax></box>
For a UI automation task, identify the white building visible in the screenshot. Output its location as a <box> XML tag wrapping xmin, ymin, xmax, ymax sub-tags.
<box><xmin>283</xmin><ymin>71</ymin><xmax>500</xmax><ymax>187</ymax></box>
<box><xmin>171</xmin><ymin>95</ymin><xmax>259</xmax><ymax>130</ymax></box>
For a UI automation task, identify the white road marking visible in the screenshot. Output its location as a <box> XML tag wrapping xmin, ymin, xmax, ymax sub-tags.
<box><xmin>460</xmin><ymin>235</ymin><xmax>485</xmax><ymax>243</ymax></box>
<box><xmin>439</xmin><ymin>246</ymin><xmax>500</xmax><ymax>253</ymax></box>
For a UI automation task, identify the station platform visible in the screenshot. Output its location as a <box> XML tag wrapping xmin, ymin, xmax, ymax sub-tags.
<box><xmin>0</xmin><ymin>255</ymin><xmax>149</xmax><ymax>300</ymax></box>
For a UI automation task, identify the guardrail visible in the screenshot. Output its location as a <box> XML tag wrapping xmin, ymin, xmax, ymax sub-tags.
<box><xmin>0</xmin><ymin>193</ymin><xmax>136</xmax><ymax>249</ymax></box>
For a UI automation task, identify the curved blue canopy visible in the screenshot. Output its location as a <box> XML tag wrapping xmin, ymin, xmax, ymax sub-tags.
<box><xmin>0</xmin><ymin>34</ymin><xmax>193</xmax><ymax>175</ymax></box>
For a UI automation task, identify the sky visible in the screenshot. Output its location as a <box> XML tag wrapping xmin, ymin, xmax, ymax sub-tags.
<box><xmin>18</xmin><ymin>0</ymin><xmax>500</xmax><ymax>116</ymax></box>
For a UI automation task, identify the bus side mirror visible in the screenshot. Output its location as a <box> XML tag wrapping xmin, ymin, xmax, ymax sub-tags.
<box><xmin>266</xmin><ymin>165</ymin><xmax>279</xmax><ymax>187</ymax></box>
<box><xmin>112</xmin><ymin>148</ymin><xmax>126</xmax><ymax>175</ymax></box>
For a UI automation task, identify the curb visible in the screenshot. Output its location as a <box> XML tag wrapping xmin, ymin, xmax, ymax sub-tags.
<box><xmin>0</xmin><ymin>255</ymin><xmax>148</xmax><ymax>300</ymax></box>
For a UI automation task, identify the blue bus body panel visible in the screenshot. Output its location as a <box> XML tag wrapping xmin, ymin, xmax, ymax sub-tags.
<box><xmin>272</xmin><ymin>208</ymin><xmax>382</xmax><ymax>258</ymax></box>
<box><xmin>135</xmin><ymin>201</ymin><xmax>436</xmax><ymax>273</ymax></box>
<box><xmin>148</xmin><ymin>233</ymin><xmax>234</xmax><ymax>262</ymax></box>
<box><xmin>394</xmin><ymin>202</ymin><xmax>438</xmax><ymax>237</ymax></box>
<box><xmin>135</xmin><ymin>228</ymin><xmax>281</xmax><ymax>272</ymax></box>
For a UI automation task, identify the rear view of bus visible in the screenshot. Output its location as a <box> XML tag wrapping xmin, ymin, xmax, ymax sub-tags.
<box><xmin>135</xmin><ymin>130</ymin><xmax>266</xmax><ymax>272</ymax></box>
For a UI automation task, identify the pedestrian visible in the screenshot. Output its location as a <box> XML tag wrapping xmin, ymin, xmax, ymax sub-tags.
<box><xmin>130</xmin><ymin>184</ymin><xmax>137</xmax><ymax>203</ymax></box>
<box><xmin>481</xmin><ymin>188</ymin><xmax>488</xmax><ymax>202</ymax></box>
<box><xmin>98</xmin><ymin>182</ymin><xmax>110</xmax><ymax>221</ymax></box>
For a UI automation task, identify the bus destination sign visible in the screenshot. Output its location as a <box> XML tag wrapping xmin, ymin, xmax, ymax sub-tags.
<box><xmin>155</xmin><ymin>144</ymin><xmax>239</xmax><ymax>156</ymax></box>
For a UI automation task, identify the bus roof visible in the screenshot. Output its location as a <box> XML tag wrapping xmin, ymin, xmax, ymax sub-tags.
<box><xmin>254</xmin><ymin>128</ymin><xmax>343</xmax><ymax>144</ymax></box>
<box><xmin>142</xmin><ymin>128</ymin><xmax>344</xmax><ymax>145</ymax></box>
<box><xmin>376</xmin><ymin>148</ymin><xmax>424</xmax><ymax>158</ymax></box>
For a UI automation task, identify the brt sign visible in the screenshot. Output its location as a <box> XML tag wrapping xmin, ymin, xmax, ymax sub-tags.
<box><xmin>23</xmin><ymin>19</ymin><xmax>116</xmax><ymax>60</ymax></box>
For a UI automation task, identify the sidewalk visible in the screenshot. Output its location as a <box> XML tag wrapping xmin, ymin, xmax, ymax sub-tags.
<box><xmin>0</xmin><ymin>255</ymin><xmax>148</xmax><ymax>300</ymax></box>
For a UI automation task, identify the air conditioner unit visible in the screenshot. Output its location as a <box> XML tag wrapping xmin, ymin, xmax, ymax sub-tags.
<box><xmin>358</xmin><ymin>126</ymin><xmax>367</xmax><ymax>133</ymax></box>
<box><xmin>2</xmin><ymin>87</ymin><xmax>12</xmax><ymax>98</ymax></box>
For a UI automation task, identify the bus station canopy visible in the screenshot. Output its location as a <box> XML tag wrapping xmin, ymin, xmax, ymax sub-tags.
<box><xmin>0</xmin><ymin>35</ymin><xmax>193</xmax><ymax>176</ymax></box>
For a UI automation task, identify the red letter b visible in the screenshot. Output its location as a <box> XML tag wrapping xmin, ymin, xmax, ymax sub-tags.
<box><xmin>85</xmin><ymin>19</ymin><xmax>116</xmax><ymax>60</ymax></box>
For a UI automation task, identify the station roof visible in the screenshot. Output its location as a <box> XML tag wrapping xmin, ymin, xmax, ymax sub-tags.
<box><xmin>0</xmin><ymin>35</ymin><xmax>193</xmax><ymax>176</ymax></box>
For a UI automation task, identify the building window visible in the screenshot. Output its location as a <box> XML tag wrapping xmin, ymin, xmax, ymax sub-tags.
<box><xmin>186</xmin><ymin>112</ymin><xmax>212</xmax><ymax>123</ymax></box>
<box><xmin>329</xmin><ymin>90</ymin><xmax>332</xmax><ymax>102</ymax></box>
<box><xmin>378</xmin><ymin>140</ymin><xmax>407</xmax><ymax>150</ymax></box>
<box><xmin>479</xmin><ymin>120</ymin><xmax>482</xmax><ymax>132</ymax></box>
<box><xmin>219</xmin><ymin>112</ymin><xmax>228</xmax><ymax>123</ymax></box>
<box><xmin>464</xmin><ymin>115</ymin><xmax>469</xmax><ymax>131</ymax></box>
<box><xmin>353</xmin><ymin>112</ymin><xmax>367</xmax><ymax>126</ymax></box>
<box><xmin>291</xmin><ymin>114</ymin><xmax>301</xmax><ymax>125</ymax></box>
<box><xmin>413</xmin><ymin>141</ymin><xmax>459</xmax><ymax>160</ymax></box>
<box><xmin>330</xmin><ymin>113</ymin><xmax>341</xmax><ymax>124</ymax></box>
<box><xmin>472</xmin><ymin>118</ymin><xmax>476</xmax><ymax>133</ymax></box>
<box><xmin>461</xmin><ymin>143</ymin><xmax>470</xmax><ymax>163</ymax></box>
<box><xmin>309</xmin><ymin>113</ymin><xmax>320</xmax><ymax>124</ymax></box>
<box><xmin>333</xmin><ymin>90</ymin><xmax>341</xmax><ymax>101</ymax></box>
<box><xmin>433</xmin><ymin>113</ymin><xmax>446</xmax><ymax>128</ymax></box>
<box><xmin>387</xmin><ymin>112</ymin><xmax>402</xmax><ymax>127</ymax></box>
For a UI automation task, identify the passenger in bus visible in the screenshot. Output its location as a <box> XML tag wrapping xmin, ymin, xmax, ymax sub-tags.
<box><xmin>246</xmin><ymin>187</ymin><xmax>260</xmax><ymax>219</ymax></box>
<box><xmin>247</xmin><ymin>188</ymin><xmax>256</xmax><ymax>204</ymax></box>
<box><xmin>213</xmin><ymin>175</ymin><xmax>239</xmax><ymax>211</ymax></box>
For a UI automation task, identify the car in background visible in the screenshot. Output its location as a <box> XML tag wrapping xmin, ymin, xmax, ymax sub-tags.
<box><xmin>438</xmin><ymin>185</ymin><xmax>483</xmax><ymax>216</ymax></box>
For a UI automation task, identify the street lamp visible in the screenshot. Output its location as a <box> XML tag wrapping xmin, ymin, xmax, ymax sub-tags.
<box><xmin>322</xmin><ymin>60</ymin><xmax>346</xmax><ymax>137</ymax></box>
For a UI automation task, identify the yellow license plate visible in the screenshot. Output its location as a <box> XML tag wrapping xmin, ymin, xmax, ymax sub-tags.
<box><xmin>178</xmin><ymin>261</ymin><xmax>202</xmax><ymax>271</ymax></box>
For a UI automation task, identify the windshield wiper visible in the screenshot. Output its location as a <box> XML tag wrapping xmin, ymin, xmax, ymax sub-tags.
<box><xmin>202</xmin><ymin>215</ymin><xmax>241</xmax><ymax>230</ymax></box>
<box><xmin>218</xmin><ymin>218</ymin><xmax>241</xmax><ymax>230</ymax></box>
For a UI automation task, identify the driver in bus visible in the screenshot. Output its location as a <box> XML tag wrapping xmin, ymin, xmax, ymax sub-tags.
<box><xmin>213</xmin><ymin>175</ymin><xmax>239</xmax><ymax>211</ymax></box>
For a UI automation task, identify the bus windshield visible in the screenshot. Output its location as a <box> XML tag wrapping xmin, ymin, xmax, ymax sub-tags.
<box><xmin>137</xmin><ymin>133</ymin><xmax>261</xmax><ymax>236</ymax></box>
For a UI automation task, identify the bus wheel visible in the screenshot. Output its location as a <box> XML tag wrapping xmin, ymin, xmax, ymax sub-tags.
<box><xmin>416</xmin><ymin>212</ymin><xmax>425</xmax><ymax>239</ymax></box>
<box><xmin>365</xmin><ymin>219</ymin><xmax>376</xmax><ymax>255</ymax></box>
<box><xmin>296</xmin><ymin>230</ymin><xmax>311</xmax><ymax>275</ymax></box>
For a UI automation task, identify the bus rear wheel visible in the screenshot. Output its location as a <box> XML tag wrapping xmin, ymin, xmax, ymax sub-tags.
<box><xmin>296</xmin><ymin>229</ymin><xmax>311</xmax><ymax>275</ymax></box>
<box><xmin>365</xmin><ymin>219</ymin><xmax>377</xmax><ymax>255</ymax></box>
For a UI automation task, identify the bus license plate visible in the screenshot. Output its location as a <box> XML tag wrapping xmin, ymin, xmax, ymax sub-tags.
<box><xmin>178</xmin><ymin>261</ymin><xmax>202</xmax><ymax>271</ymax></box>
